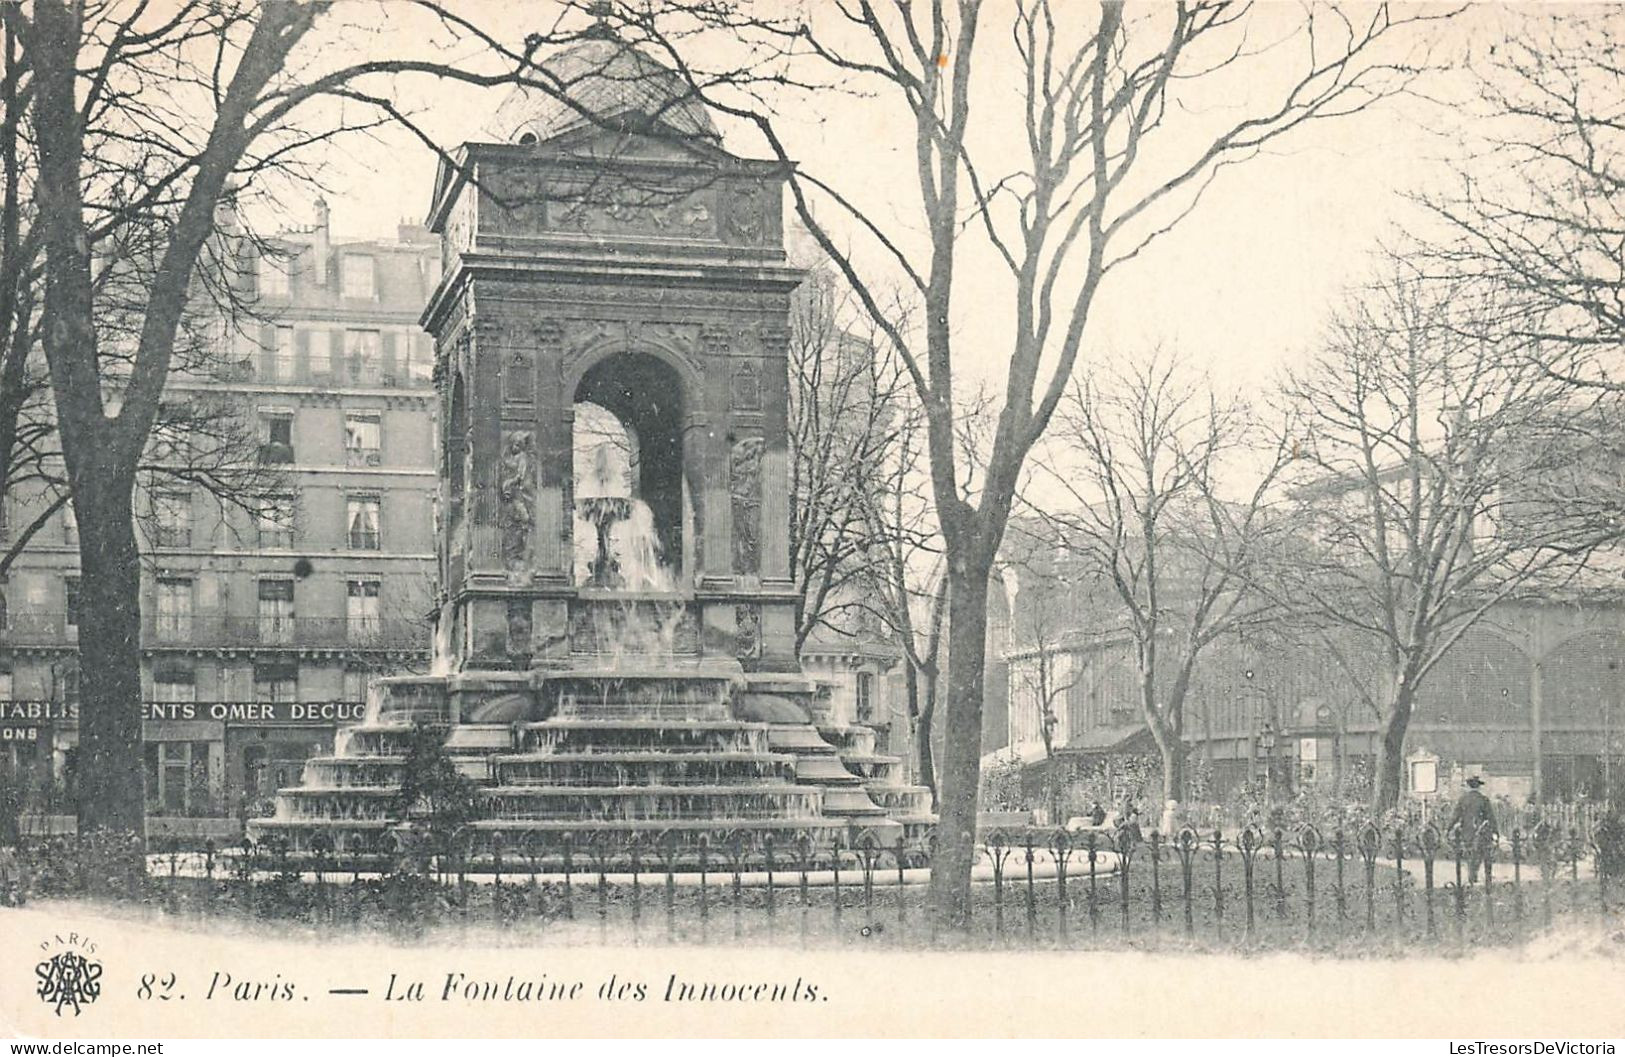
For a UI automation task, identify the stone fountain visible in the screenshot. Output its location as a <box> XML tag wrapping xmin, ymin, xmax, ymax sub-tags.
<box><xmin>248</xmin><ymin>34</ymin><xmax>934</xmax><ymax>866</ymax></box>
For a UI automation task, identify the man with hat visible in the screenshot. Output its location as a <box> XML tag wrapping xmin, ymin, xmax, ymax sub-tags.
<box><xmin>1448</xmin><ymin>775</ymin><xmax>1499</xmax><ymax>883</ymax></box>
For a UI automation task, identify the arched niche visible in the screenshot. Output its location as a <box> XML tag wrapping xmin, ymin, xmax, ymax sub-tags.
<box><xmin>570</xmin><ymin>350</ymin><xmax>689</xmax><ymax>590</ymax></box>
<box><xmin>1541</xmin><ymin>630</ymin><xmax>1625</xmax><ymax>726</ymax></box>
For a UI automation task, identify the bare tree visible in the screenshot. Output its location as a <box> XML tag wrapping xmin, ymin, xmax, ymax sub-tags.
<box><xmin>6</xmin><ymin>0</ymin><xmax>745</xmax><ymax>843</ymax></box>
<box><xmin>1424</xmin><ymin>12</ymin><xmax>1625</xmax><ymax>393</ymax></box>
<box><xmin>1028</xmin><ymin>355</ymin><xmax>1288</xmax><ymax>824</ymax></box>
<box><xmin>999</xmin><ymin>541</ymin><xmax>1083</xmax><ymax>825</ymax></box>
<box><xmin>846</xmin><ymin>405</ymin><xmax>947</xmax><ymax>801</ymax></box>
<box><xmin>1280</xmin><ymin>259</ymin><xmax>1623</xmax><ymax>811</ymax></box>
<box><xmin>605</xmin><ymin>0</ymin><xmax>1442</xmax><ymax>926</ymax></box>
<box><xmin>787</xmin><ymin>258</ymin><xmax>917</xmax><ymax>653</ymax></box>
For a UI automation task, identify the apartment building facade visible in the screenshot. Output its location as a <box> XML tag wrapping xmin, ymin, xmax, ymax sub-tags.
<box><xmin>0</xmin><ymin>201</ymin><xmax>441</xmax><ymax>829</ymax></box>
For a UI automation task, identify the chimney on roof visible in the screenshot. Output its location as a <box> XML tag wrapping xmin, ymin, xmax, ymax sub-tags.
<box><xmin>311</xmin><ymin>196</ymin><xmax>330</xmax><ymax>285</ymax></box>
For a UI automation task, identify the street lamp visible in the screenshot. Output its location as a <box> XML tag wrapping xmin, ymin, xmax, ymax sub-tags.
<box><xmin>1258</xmin><ymin>720</ymin><xmax>1278</xmax><ymax>806</ymax></box>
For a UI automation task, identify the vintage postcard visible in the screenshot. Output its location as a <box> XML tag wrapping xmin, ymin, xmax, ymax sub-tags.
<box><xmin>0</xmin><ymin>0</ymin><xmax>1623</xmax><ymax>1042</ymax></box>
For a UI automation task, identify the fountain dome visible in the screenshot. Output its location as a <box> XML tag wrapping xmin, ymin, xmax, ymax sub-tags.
<box><xmin>483</xmin><ymin>37</ymin><xmax>721</xmax><ymax>146</ymax></box>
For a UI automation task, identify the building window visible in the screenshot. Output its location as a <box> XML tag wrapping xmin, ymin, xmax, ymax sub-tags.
<box><xmin>346</xmin><ymin>578</ymin><xmax>381</xmax><ymax>638</ymax></box>
<box><xmin>0</xmin><ymin>588</ymin><xmax>7</xmax><ymax>630</ymax></box>
<box><xmin>242</xmin><ymin>745</ymin><xmax>269</xmax><ymax>801</ymax></box>
<box><xmin>153</xmin><ymin>665</ymin><xmax>196</xmax><ymax>704</ymax></box>
<box><xmin>155</xmin><ymin>578</ymin><xmax>193</xmax><ymax>640</ymax></box>
<box><xmin>61</xmin><ymin>500</ymin><xmax>77</xmax><ymax>546</ymax></box>
<box><xmin>344</xmin><ymin>410</ymin><xmax>382</xmax><ymax>466</ymax></box>
<box><xmin>257</xmin><ymin>578</ymin><xmax>295</xmax><ymax>645</ymax></box>
<box><xmin>306</xmin><ymin>329</ymin><xmax>331</xmax><ymax>379</ymax></box>
<box><xmin>258</xmin><ymin>254</ymin><xmax>290</xmax><ymax>297</ymax></box>
<box><xmin>144</xmin><ymin>740</ymin><xmax>211</xmax><ymax>817</ymax></box>
<box><xmin>253</xmin><ymin>663</ymin><xmax>297</xmax><ymax>703</ymax></box>
<box><xmin>341</xmin><ymin>255</ymin><xmax>375</xmax><ymax>300</ymax></box>
<box><xmin>256</xmin><ymin>494</ymin><xmax>296</xmax><ymax>549</ymax></box>
<box><xmin>0</xmin><ymin>666</ymin><xmax>11</xmax><ymax>702</ymax></box>
<box><xmin>856</xmin><ymin>672</ymin><xmax>876</xmax><ymax>724</ymax></box>
<box><xmin>346</xmin><ymin>495</ymin><xmax>381</xmax><ymax>550</ymax></box>
<box><xmin>271</xmin><ymin>326</ymin><xmax>295</xmax><ymax>382</ymax></box>
<box><xmin>258</xmin><ymin>409</ymin><xmax>295</xmax><ymax>464</ymax></box>
<box><xmin>343</xmin><ymin>329</ymin><xmax>381</xmax><ymax>385</ymax></box>
<box><xmin>342</xmin><ymin>668</ymin><xmax>373</xmax><ymax>703</ymax></box>
<box><xmin>64</xmin><ymin>577</ymin><xmax>80</xmax><ymax>630</ymax></box>
<box><xmin>407</xmin><ymin>334</ymin><xmax>434</xmax><ymax>384</ymax></box>
<box><xmin>151</xmin><ymin>491</ymin><xmax>192</xmax><ymax>548</ymax></box>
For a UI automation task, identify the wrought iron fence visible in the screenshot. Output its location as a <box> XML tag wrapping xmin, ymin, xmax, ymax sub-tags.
<box><xmin>14</xmin><ymin>818</ymin><xmax>1621</xmax><ymax>951</ymax></box>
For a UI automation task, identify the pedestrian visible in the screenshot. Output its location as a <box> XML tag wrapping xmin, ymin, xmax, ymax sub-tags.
<box><xmin>1114</xmin><ymin>807</ymin><xmax>1143</xmax><ymax>848</ymax></box>
<box><xmin>1088</xmin><ymin>801</ymin><xmax>1106</xmax><ymax>827</ymax></box>
<box><xmin>1448</xmin><ymin>775</ymin><xmax>1499</xmax><ymax>883</ymax></box>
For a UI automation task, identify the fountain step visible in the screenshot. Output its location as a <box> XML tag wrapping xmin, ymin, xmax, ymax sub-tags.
<box><xmin>519</xmin><ymin>722</ymin><xmax>778</xmax><ymax>756</ymax></box>
<box><xmin>491</xmin><ymin>750</ymin><xmax>794</xmax><ymax>764</ymax></box>
<box><xmin>551</xmin><ymin>704</ymin><xmax>734</xmax><ymax>721</ymax></box>
<box><xmin>468</xmin><ymin>817</ymin><xmax>851</xmax><ymax>832</ymax></box>
<box><xmin>766</xmin><ymin>727</ymin><xmax>840</xmax><ymax>753</ymax></box>
<box><xmin>866</xmin><ymin>786</ymin><xmax>936</xmax><ymax>814</ymax></box>
<box><xmin>817</xmin><ymin>787</ymin><xmax>887</xmax><ymax>815</ymax></box>
<box><xmin>816</xmin><ymin>725</ymin><xmax>878</xmax><ymax>755</ymax></box>
<box><xmin>519</xmin><ymin>720</ymin><xmax>771</xmax><ymax>730</ymax></box>
<box><xmin>483</xmin><ymin>783</ymin><xmax>821</xmax><ymax>798</ymax></box>
<box><xmin>444</xmin><ymin>726</ymin><xmax>514</xmax><ymax>750</ymax></box>
<box><xmin>793</xmin><ymin>756</ymin><xmax>869</xmax><ymax>782</ymax></box>
<box><xmin>493</xmin><ymin>752</ymin><xmax>799</xmax><ymax>787</ymax></box>
<box><xmin>250</xmin><ymin>818</ymin><xmax>393</xmax><ymax>830</ymax></box>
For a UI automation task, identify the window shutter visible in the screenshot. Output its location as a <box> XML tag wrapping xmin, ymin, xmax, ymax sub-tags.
<box><xmin>382</xmin><ymin>331</ymin><xmax>399</xmax><ymax>385</ymax></box>
<box><xmin>259</xmin><ymin>324</ymin><xmax>276</xmax><ymax>380</ymax></box>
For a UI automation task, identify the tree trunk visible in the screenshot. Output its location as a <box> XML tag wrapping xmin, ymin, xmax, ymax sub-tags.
<box><xmin>917</xmin><ymin>665</ymin><xmax>938</xmax><ymax>808</ymax></box>
<box><xmin>1159</xmin><ymin>740</ymin><xmax>1186</xmax><ymax>817</ymax></box>
<box><xmin>927</xmin><ymin>561</ymin><xmax>992</xmax><ymax>932</ymax></box>
<box><xmin>1372</xmin><ymin>682</ymin><xmax>1416</xmax><ymax>813</ymax></box>
<box><xmin>1040</xmin><ymin>732</ymin><xmax>1059</xmax><ymax>825</ymax></box>
<box><xmin>73</xmin><ymin>478</ymin><xmax>146</xmax><ymax>839</ymax></box>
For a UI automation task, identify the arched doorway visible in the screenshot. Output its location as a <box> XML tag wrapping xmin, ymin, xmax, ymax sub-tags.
<box><xmin>571</xmin><ymin>351</ymin><xmax>688</xmax><ymax>591</ymax></box>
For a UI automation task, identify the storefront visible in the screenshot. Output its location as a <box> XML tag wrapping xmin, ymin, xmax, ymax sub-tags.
<box><xmin>220</xmin><ymin>699</ymin><xmax>367</xmax><ymax>817</ymax></box>
<box><xmin>0</xmin><ymin>699</ymin><xmax>62</xmax><ymax>801</ymax></box>
<box><xmin>10</xmin><ymin>699</ymin><xmax>369</xmax><ymax>834</ymax></box>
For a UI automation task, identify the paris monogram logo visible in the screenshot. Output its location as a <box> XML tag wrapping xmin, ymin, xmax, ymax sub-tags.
<box><xmin>35</xmin><ymin>933</ymin><xmax>103</xmax><ymax>1017</ymax></box>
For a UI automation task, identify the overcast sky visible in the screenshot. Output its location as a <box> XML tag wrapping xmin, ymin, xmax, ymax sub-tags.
<box><xmin>288</xmin><ymin>2</ymin><xmax>1513</xmax><ymax>400</ymax></box>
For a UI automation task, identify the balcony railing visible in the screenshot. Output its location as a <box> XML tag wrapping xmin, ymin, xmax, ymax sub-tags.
<box><xmin>214</xmin><ymin>355</ymin><xmax>430</xmax><ymax>390</ymax></box>
<box><xmin>138</xmin><ymin>614</ymin><xmax>429</xmax><ymax>651</ymax></box>
<box><xmin>0</xmin><ymin>613</ymin><xmax>78</xmax><ymax>645</ymax></box>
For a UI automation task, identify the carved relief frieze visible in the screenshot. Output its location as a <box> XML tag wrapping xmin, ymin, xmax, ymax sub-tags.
<box><xmin>723</xmin><ymin>180</ymin><xmax>767</xmax><ymax>245</ymax></box>
<box><xmin>481</xmin><ymin>284</ymin><xmax>793</xmax><ymax>318</ymax></box>
<box><xmin>730</xmin><ymin>435</ymin><xmax>764</xmax><ymax>575</ymax></box>
<box><xmin>498</xmin><ymin>428</ymin><xmax>536</xmax><ymax>575</ymax></box>
<box><xmin>549</xmin><ymin>181</ymin><xmax>718</xmax><ymax>240</ymax></box>
<box><xmin>504</xmin><ymin>349</ymin><xmax>535</xmax><ymax>405</ymax></box>
<box><xmin>639</xmin><ymin>321</ymin><xmax>702</xmax><ymax>361</ymax></box>
<box><xmin>505</xmin><ymin>599</ymin><xmax>533</xmax><ymax>657</ymax></box>
<box><xmin>701</xmin><ymin>324</ymin><xmax>732</xmax><ymax>356</ymax></box>
<box><xmin>481</xmin><ymin>167</ymin><xmax>548</xmax><ymax>234</ymax></box>
<box><xmin>735</xmin><ymin>603</ymin><xmax>762</xmax><ymax>660</ymax></box>
<box><xmin>731</xmin><ymin>362</ymin><xmax>761</xmax><ymax>410</ymax></box>
<box><xmin>758</xmin><ymin>326</ymin><xmax>792</xmax><ymax>357</ymax></box>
